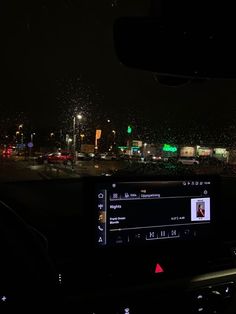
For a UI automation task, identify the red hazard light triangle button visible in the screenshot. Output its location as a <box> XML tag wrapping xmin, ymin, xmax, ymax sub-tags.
<box><xmin>155</xmin><ymin>263</ymin><xmax>164</xmax><ymax>274</ymax></box>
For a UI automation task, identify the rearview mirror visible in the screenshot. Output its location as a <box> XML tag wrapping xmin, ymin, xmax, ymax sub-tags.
<box><xmin>114</xmin><ymin>17</ymin><xmax>236</xmax><ymax>79</ymax></box>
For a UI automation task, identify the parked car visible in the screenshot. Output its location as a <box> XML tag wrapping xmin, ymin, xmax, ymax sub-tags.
<box><xmin>76</xmin><ymin>152</ymin><xmax>88</xmax><ymax>160</ymax></box>
<box><xmin>118</xmin><ymin>154</ymin><xmax>131</xmax><ymax>160</ymax></box>
<box><xmin>2</xmin><ymin>147</ymin><xmax>13</xmax><ymax>157</ymax></box>
<box><xmin>99</xmin><ymin>153</ymin><xmax>117</xmax><ymax>160</ymax></box>
<box><xmin>87</xmin><ymin>152</ymin><xmax>95</xmax><ymax>159</ymax></box>
<box><xmin>145</xmin><ymin>154</ymin><xmax>162</xmax><ymax>162</ymax></box>
<box><xmin>178</xmin><ymin>157</ymin><xmax>199</xmax><ymax>165</ymax></box>
<box><xmin>38</xmin><ymin>152</ymin><xmax>74</xmax><ymax>165</ymax></box>
<box><xmin>77</xmin><ymin>152</ymin><xmax>94</xmax><ymax>161</ymax></box>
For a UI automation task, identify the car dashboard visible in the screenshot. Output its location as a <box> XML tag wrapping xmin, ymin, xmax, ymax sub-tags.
<box><xmin>1</xmin><ymin>175</ymin><xmax>236</xmax><ymax>313</ymax></box>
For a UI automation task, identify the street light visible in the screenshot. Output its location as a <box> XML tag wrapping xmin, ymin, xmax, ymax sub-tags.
<box><xmin>18</xmin><ymin>124</ymin><xmax>24</xmax><ymax>144</ymax></box>
<box><xmin>80</xmin><ymin>134</ymin><xmax>85</xmax><ymax>144</ymax></box>
<box><xmin>73</xmin><ymin>114</ymin><xmax>83</xmax><ymax>158</ymax></box>
<box><xmin>111</xmin><ymin>130</ymin><xmax>116</xmax><ymax>151</ymax></box>
<box><xmin>67</xmin><ymin>138</ymin><xmax>73</xmax><ymax>151</ymax></box>
<box><xmin>31</xmin><ymin>133</ymin><xmax>36</xmax><ymax>143</ymax></box>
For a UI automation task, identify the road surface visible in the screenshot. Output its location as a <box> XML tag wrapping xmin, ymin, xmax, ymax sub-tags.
<box><xmin>0</xmin><ymin>158</ymin><xmax>234</xmax><ymax>182</ymax></box>
<box><xmin>0</xmin><ymin>159</ymin><xmax>44</xmax><ymax>181</ymax></box>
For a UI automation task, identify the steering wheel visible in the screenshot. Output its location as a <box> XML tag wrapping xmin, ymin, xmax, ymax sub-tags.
<box><xmin>0</xmin><ymin>200</ymin><xmax>59</xmax><ymax>309</ymax></box>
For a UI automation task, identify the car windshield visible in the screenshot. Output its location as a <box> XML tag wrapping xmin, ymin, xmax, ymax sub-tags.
<box><xmin>1</xmin><ymin>0</ymin><xmax>236</xmax><ymax>181</ymax></box>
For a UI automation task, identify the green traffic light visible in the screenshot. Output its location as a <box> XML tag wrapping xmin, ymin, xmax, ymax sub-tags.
<box><xmin>127</xmin><ymin>125</ymin><xmax>132</xmax><ymax>134</ymax></box>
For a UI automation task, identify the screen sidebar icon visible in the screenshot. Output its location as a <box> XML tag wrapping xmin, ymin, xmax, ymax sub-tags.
<box><xmin>97</xmin><ymin>190</ymin><xmax>107</xmax><ymax>246</ymax></box>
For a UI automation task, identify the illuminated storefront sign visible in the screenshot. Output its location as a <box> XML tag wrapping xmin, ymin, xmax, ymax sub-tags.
<box><xmin>180</xmin><ymin>147</ymin><xmax>195</xmax><ymax>157</ymax></box>
<box><xmin>197</xmin><ymin>147</ymin><xmax>212</xmax><ymax>156</ymax></box>
<box><xmin>163</xmin><ymin>144</ymin><xmax>177</xmax><ymax>152</ymax></box>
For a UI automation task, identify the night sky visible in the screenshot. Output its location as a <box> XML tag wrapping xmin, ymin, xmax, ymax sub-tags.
<box><xmin>2</xmin><ymin>0</ymin><xmax>236</xmax><ymax>143</ymax></box>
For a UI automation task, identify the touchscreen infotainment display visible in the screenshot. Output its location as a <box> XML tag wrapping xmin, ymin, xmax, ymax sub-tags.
<box><xmin>96</xmin><ymin>178</ymin><xmax>218</xmax><ymax>247</ymax></box>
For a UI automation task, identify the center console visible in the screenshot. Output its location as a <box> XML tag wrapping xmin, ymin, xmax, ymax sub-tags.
<box><xmin>65</xmin><ymin>176</ymin><xmax>236</xmax><ymax>313</ymax></box>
